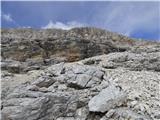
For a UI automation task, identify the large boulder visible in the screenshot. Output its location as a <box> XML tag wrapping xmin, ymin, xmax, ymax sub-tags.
<box><xmin>88</xmin><ymin>85</ymin><xmax>127</xmax><ymax>113</ymax></box>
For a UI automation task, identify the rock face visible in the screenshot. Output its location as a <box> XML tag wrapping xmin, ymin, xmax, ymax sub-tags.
<box><xmin>1</xmin><ymin>27</ymin><xmax>134</xmax><ymax>72</ymax></box>
<box><xmin>2</xmin><ymin>63</ymin><xmax>108</xmax><ymax>120</ymax></box>
<box><xmin>88</xmin><ymin>85</ymin><xmax>127</xmax><ymax>113</ymax></box>
<box><xmin>81</xmin><ymin>51</ymin><xmax>160</xmax><ymax>72</ymax></box>
<box><xmin>1</xmin><ymin>27</ymin><xmax>160</xmax><ymax>120</ymax></box>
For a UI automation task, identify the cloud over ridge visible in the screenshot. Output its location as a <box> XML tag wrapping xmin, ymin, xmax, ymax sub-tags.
<box><xmin>42</xmin><ymin>20</ymin><xmax>86</xmax><ymax>30</ymax></box>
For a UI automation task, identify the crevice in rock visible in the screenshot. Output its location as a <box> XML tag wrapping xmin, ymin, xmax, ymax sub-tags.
<box><xmin>103</xmin><ymin>66</ymin><xmax>117</xmax><ymax>69</ymax></box>
<box><xmin>84</xmin><ymin>59</ymin><xmax>102</xmax><ymax>65</ymax></box>
<box><xmin>67</xmin><ymin>83</ymin><xmax>84</xmax><ymax>90</ymax></box>
<box><xmin>60</xmin><ymin>68</ymin><xmax>66</xmax><ymax>74</ymax></box>
<box><xmin>86</xmin><ymin>111</ymin><xmax>106</xmax><ymax>120</ymax></box>
<box><xmin>84</xmin><ymin>77</ymin><xmax>93</xmax><ymax>88</ymax></box>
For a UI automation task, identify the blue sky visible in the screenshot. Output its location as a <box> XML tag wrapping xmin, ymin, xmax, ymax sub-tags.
<box><xmin>1</xmin><ymin>1</ymin><xmax>160</xmax><ymax>41</ymax></box>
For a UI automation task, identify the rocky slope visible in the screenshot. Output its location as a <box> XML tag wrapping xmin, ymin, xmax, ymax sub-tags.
<box><xmin>1</xmin><ymin>27</ymin><xmax>142</xmax><ymax>73</ymax></box>
<box><xmin>1</xmin><ymin>27</ymin><xmax>160</xmax><ymax>120</ymax></box>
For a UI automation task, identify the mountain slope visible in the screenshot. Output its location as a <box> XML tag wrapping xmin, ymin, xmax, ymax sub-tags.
<box><xmin>1</xmin><ymin>27</ymin><xmax>159</xmax><ymax>73</ymax></box>
<box><xmin>1</xmin><ymin>27</ymin><xmax>160</xmax><ymax>120</ymax></box>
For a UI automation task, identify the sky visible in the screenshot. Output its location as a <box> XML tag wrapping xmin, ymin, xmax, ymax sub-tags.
<box><xmin>1</xmin><ymin>1</ymin><xmax>160</xmax><ymax>41</ymax></box>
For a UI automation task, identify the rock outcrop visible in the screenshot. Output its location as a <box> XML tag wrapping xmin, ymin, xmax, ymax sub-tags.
<box><xmin>88</xmin><ymin>85</ymin><xmax>127</xmax><ymax>113</ymax></box>
<box><xmin>2</xmin><ymin>63</ymin><xmax>107</xmax><ymax>120</ymax></box>
<box><xmin>1</xmin><ymin>27</ymin><xmax>136</xmax><ymax>73</ymax></box>
<box><xmin>81</xmin><ymin>51</ymin><xmax>160</xmax><ymax>72</ymax></box>
<box><xmin>1</xmin><ymin>27</ymin><xmax>160</xmax><ymax>120</ymax></box>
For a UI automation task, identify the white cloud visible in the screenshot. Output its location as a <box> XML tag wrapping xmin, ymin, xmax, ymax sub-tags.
<box><xmin>2</xmin><ymin>13</ymin><xmax>14</xmax><ymax>22</ymax></box>
<box><xmin>42</xmin><ymin>20</ymin><xmax>85</xmax><ymax>30</ymax></box>
<box><xmin>22</xmin><ymin>26</ymin><xmax>31</xmax><ymax>28</ymax></box>
<box><xmin>2</xmin><ymin>12</ymin><xmax>21</xmax><ymax>27</ymax></box>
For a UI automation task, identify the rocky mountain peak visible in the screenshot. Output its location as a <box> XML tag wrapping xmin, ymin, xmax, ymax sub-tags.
<box><xmin>1</xmin><ymin>27</ymin><xmax>160</xmax><ymax>120</ymax></box>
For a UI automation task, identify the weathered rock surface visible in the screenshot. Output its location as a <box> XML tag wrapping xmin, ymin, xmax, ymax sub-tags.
<box><xmin>2</xmin><ymin>62</ymin><xmax>159</xmax><ymax>120</ymax></box>
<box><xmin>1</xmin><ymin>70</ymin><xmax>43</xmax><ymax>100</ymax></box>
<box><xmin>88</xmin><ymin>85</ymin><xmax>127</xmax><ymax>113</ymax></box>
<box><xmin>81</xmin><ymin>51</ymin><xmax>160</xmax><ymax>72</ymax></box>
<box><xmin>100</xmin><ymin>107</ymin><xmax>152</xmax><ymax>120</ymax></box>
<box><xmin>1</xmin><ymin>27</ymin><xmax>139</xmax><ymax>73</ymax></box>
<box><xmin>1</xmin><ymin>27</ymin><xmax>160</xmax><ymax>120</ymax></box>
<box><xmin>1</xmin><ymin>63</ymin><xmax>107</xmax><ymax>120</ymax></box>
